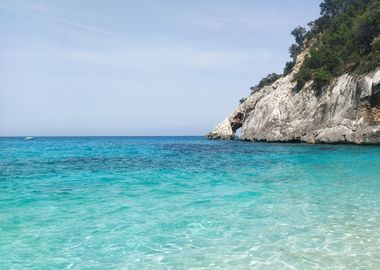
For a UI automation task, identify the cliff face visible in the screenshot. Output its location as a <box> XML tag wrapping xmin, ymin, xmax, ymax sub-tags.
<box><xmin>207</xmin><ymin>54</ymin><xmax>380</xmax><ymax>144</ymax></box>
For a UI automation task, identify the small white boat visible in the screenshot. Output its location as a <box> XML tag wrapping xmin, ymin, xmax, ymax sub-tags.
<box><xmin>24</xmin><ymin>136</ymin><xmax>34</xmax><ymax>140</ymax></box>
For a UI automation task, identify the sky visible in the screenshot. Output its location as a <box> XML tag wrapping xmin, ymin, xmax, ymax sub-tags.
<box><xmin>0</xmin><ymin>0</ymin><xmax>321</xmax><ymax>136</ymax></box>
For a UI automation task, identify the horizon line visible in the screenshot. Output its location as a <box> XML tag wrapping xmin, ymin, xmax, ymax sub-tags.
<box><xmin>0</xmin><ymin>135</ymin><xmax>207</xmax><ymax>138</ymax></box>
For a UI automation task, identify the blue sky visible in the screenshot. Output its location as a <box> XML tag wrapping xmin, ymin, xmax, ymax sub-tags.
<box><xmin>0</xmin><ymin>0</ymin><xmax>321</xmax><ymax>136</ymax></box>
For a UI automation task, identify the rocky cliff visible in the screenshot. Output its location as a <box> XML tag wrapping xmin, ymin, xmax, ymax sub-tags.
<box><xmin>206</xmin><ymin>52</ymin><xmax>380</xmax><ymax>144</ymax></box>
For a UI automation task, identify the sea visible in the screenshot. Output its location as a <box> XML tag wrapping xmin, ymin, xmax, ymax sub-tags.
<box><xmin>1</xmin><ymin>136</ymin><xmax>380</xmax><ymax>269</ymax></box>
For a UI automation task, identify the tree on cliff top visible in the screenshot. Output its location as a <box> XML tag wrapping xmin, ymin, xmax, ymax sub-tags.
<box><xmin>291</xmin><ymin>26</ymin><xmax>307</xmax><ymax>46</ymax></box>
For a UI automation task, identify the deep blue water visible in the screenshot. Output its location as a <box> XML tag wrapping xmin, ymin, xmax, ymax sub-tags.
<box><xmin>1</xmin><ymin>136</ymin><xmax>380</xmax><ymax>269</ymax></box>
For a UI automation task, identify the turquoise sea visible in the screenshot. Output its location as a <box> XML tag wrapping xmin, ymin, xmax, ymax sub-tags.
<box><xmin>1</xmin><ymin>136</ymin><xmax>380</xmax><ymax>269</ymax></box>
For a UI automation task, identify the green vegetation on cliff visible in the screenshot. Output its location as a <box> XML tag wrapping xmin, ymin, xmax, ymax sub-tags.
<box><xmin>292</xmin><ymin>0</ymin><xmax>380</xmax><ymax>91</ymax></box>
<box><xmin>244</xmin><ymin>0</ymin><xmax>379</xmax><ymax>102</ymax></box>
<box><xmin>250</xmin><ymin>73</ymin><xmax>282</xmax><ymax>94</ymax></box>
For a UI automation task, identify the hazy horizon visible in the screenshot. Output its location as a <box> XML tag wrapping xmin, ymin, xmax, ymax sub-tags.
<box><xmin>1</xmin><ymin>0</ymin><xmax>321</xmax><ymax>136</ymax></box>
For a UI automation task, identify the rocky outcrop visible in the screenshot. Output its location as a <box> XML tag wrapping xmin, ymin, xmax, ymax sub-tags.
<box><xmin>207</xmin><ymin>63</ymin><xmax>380</xmax><ymax>144</ymax></box>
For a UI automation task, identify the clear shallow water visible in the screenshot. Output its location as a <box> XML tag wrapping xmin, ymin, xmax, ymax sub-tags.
<box><xmin>1</xmin><ymin>137</ymin><xmax>380</xmax><ymax>270</ymax></box>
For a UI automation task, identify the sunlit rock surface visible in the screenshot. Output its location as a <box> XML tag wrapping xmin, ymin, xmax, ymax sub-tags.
<box><xmin>207</xmin><ymin>65</ymin><xmax>380</xmax><ymax>144</ymax></box>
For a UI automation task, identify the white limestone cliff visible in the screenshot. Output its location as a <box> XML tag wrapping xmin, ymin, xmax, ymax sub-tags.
<box><xmin>207</xmin><ymin>57</ymin><xmax>380</xmax><ymax>144</ymax></box>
